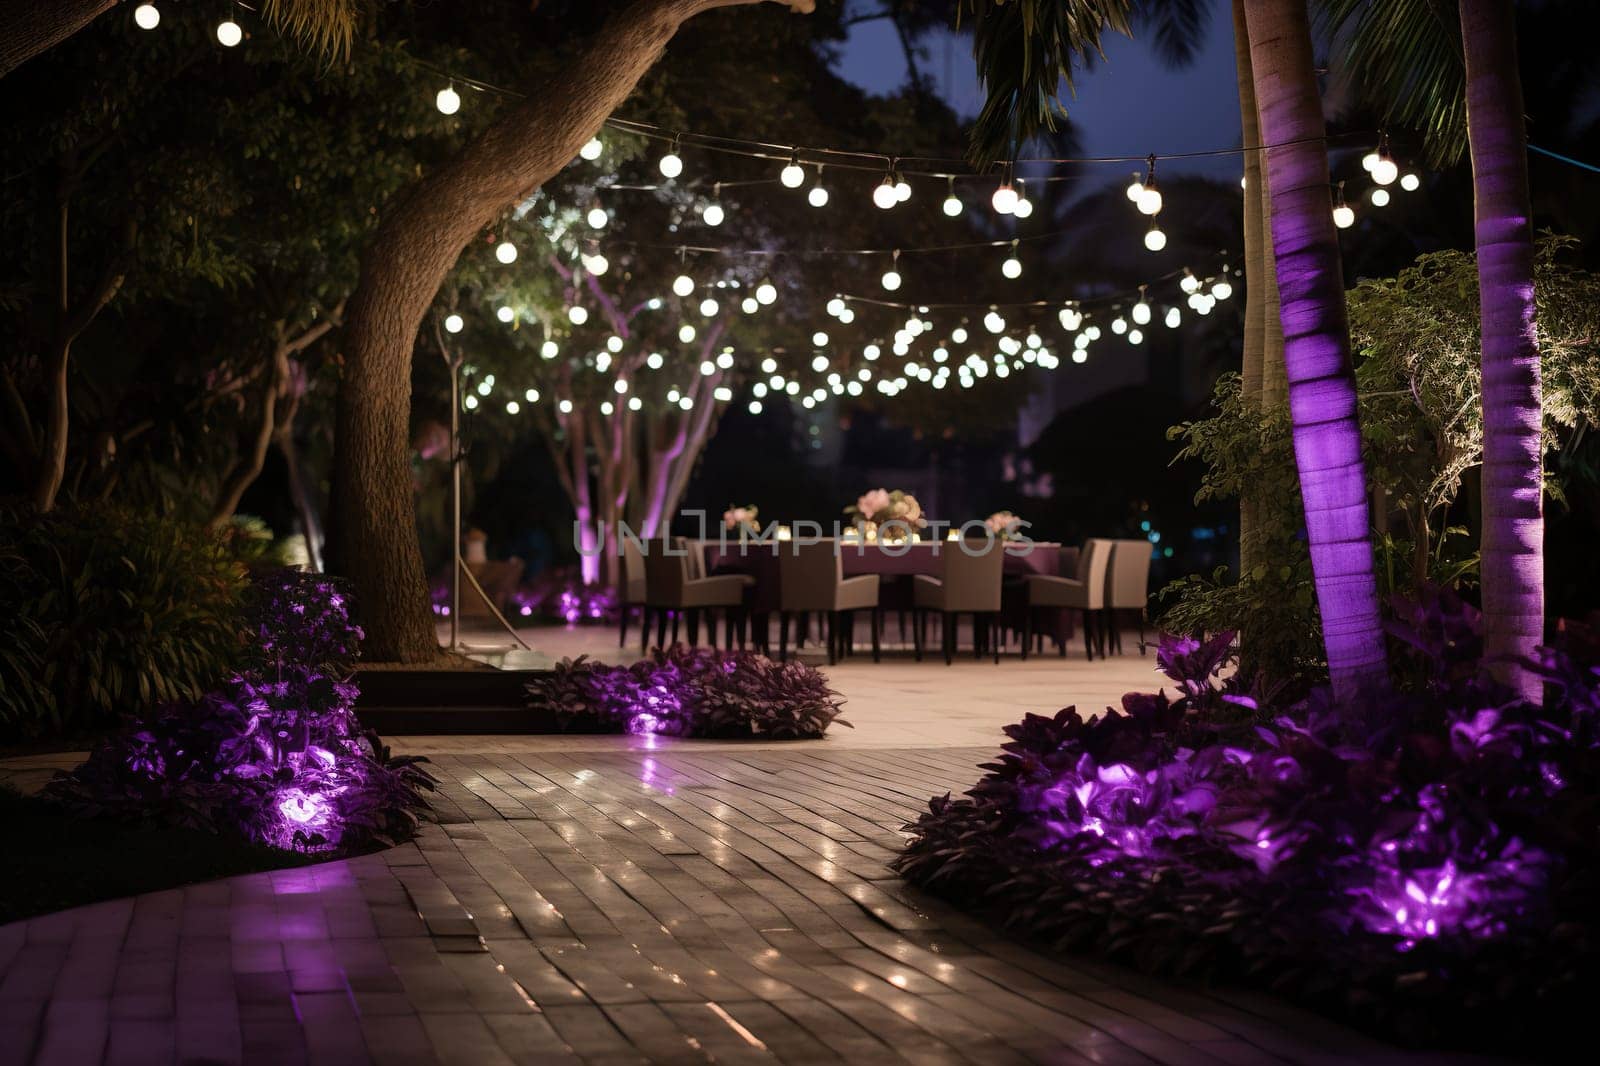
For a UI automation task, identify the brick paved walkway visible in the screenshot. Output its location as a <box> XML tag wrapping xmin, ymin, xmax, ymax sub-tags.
<box><xmin>3</xmin><ymin>737</ymin><xmax>1462</xmax><ymax>1065</ymax></box>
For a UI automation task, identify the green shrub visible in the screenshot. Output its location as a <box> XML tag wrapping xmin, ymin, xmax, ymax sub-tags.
<box><xmin>0</xmin><ymin>505</ymin><xmax>248</xmax><ymax>740</ymax></box>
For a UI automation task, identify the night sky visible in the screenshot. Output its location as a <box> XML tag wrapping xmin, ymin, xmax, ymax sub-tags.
<box><xmin>833</xmin><ymin>10</ymin><xmax>1246</xmax><ymax>187</ymax></box>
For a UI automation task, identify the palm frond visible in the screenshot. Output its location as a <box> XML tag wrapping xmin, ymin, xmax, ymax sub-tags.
<box><xmin>1315</xmin><ymin>0</ymin><xmax>1466</xmax><ymax>167</ymax></box>
<box><xmin>260</xmin><ymin>0</ymin><xmax>364</xmax><ymax>62</ymax></box>
<box><xmin>1132</xmin><ymin>0</ymin><xmax>1212</xmax><ymax>69</ymax></box>
<box><xmin>963</xmin><ymin>0</ymin><xmax>1136</xmax><ymax>168</ymax></box>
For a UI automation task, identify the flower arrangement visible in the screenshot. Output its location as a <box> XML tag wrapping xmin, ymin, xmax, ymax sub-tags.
<box><xmin>722</xmin><ymin>504</ymin><xmax>760</xmax><ymax>533</ymax></box>
<box><xmin>526</xmin><ymin>644</ymin><xmax>848</xmax><ymax>740</ymax></box>
<box><xmin>844</xmin><ymin>488</ymin><xmax>926</xmax><ymax>537</ymax></box>
<box><xmin>984</xmin><ymin>511</ymin><xmax>1025</xmax><ymax>539</ymax></box>
<box><xmin>895</xmin><ymin>590</ymin><xmax>1600</xmax><ymax>1051</ymax></box>
<box><xmin>47</xmin><ymin>570</ymin><xmax>434</xmax><ymax>854</ymax></box>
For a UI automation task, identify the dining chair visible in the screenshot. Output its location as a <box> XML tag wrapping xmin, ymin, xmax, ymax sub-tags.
<box><xmin>617</xmin><ymin>536</ymin><xmax>646</xmax><ymax>649</ymax></box>
<box><xmin>1103</xmin><ymin>538</ymin><xmax>1153</xmax><ymax>655</ymax></box>
<box><xmin>777</xmin><ymin>541</ymin><xmax>881</xmax><ymax>664</ymax></box>
<box><xmin>912</xmin><ymin>540</ymin><xmax>1005</xmax><ymax>665</ymax></box>
<box><xmin>642</xmin><ymin>538</ymin><xmax>752</xmax><ymax>653</ymax></box>
<box><xmin>1022</xmin><ymin>538</ymin><xmax>1113</xmax><ymax>660</ymax></box>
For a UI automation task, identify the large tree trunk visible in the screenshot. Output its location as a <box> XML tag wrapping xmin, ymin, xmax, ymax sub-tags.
<box><xmin>0</xmin><ymin>0</ymin><xmax>116</xmax><ymax>79</ymax></box>
<box><xmin>1461</xmin><ymin>0</ymin><xmax>1543</xmax><ymax>701</ymax></box>
<box><xmin>1242</xmin><ymin>0</ymin><xmax>1387</xmax><ymax>698</ymax></box>
<box><xmin>328</xmin><ymin>0</ymin><xmax>808</xmax><ymax>661</ymax></box>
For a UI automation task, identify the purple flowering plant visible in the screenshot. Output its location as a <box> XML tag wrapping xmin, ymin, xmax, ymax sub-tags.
<box><xmin>896</xmin><ymin>589</ymin><xmax>1600</xmax><ymax>1049</ymax></box>
<box><xmin>527</xmin><ymin>643</ymin><xmax>848</xmax><ymax>740</ymax></box>
<box><xmin>48</xmin><ymin>570</ymin><xmax>433</xmax><ymax>854</ymax></box>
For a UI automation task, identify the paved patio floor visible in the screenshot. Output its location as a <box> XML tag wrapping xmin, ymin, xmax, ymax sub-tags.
<box><xmin>2</xmin><ymin>626</ymin><xmax>1487</xmax><ymax>1064</ymax></box>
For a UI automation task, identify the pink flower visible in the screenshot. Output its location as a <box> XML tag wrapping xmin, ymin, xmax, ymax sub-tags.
<box><xmin>723</xmin><ymin>507</ymin><xmax>751</xmax><ymax>530</ymax></box>
<box><xmin>857</xmin><ymin>488</ymin><xmax>891</xmax><ymax>519</ymax></box>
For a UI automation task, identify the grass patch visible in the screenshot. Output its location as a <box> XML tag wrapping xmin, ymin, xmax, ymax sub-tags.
<box><xmin>1</xmin><ymin>787</ymin><xmax>321</xmax><ymax>926</ymax></box>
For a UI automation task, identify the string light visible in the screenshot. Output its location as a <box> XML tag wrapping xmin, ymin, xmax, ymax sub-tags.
<box><xmin>495</xmin><ymin>240</ymin><xmax>517</xmax><ymax>264</ymax></box>
<box><xmin>436</xmin><ymin>84</ymin><xmax>461</xmax><ymax>115</ymax></box>
<box><xmin>1012</xmin><ymin>180</ymin><xmax>1034</xmax><ymax>219</ymax></box>
<box><xmin>826</xmin><ymin>297</ymin><xmax>846</xmax><ymax>317</ymax></box>
<box><xmin>444</xmin><ymin>314</ymin><xmax>464</xmax><ymax>334</ymax></box>
<box><xmin>881</xmin><ymin>250</ymin><xmax>902</xmax><ymax>291</ymax></box>
<box><xmin>658</xmin><ymin>136</ymin><xmax>683</xmax><ymax>178</ymax></box>
<box><xmin>1111</xmin><ymin>316</ymin><xmax>1128</xmax><ymax>335</ymax></box>
<box><xmin>1144</xmin><ymin>219</ymin><xmax>1167</xmax><ymax>252</ymax></box>
<box><xmin>991</xmin><ymin>179</ymin><xmax>1018</xmax><ymax>215</ymax></box>
<box><xmin>496</xmin><ymin>306</ymin><xmax>514</xmax><ymax>323</ymax></box>
<box><xmin>872</xmin><ymin>174</ymin><xmax>898</xmax><ymax>210</ymax></box>
<box><xmin>1333</xmin><ymin>181</ymin><xmax>1355</xmax><ymax>229</ymax></box>
<box><xmin>1180</xmin><ymin>269</ymin><xmax>1201</xmax><ymax>294</ymax></box>
<box><xmin>1128</xmin><ymin>329</ymin><xmax>1143</xmax><ymax>345</ymax></box>
<box><xmin>629</xmin><ymin>396</ymin><xmax>643</xmax><ymax>411</ymax></box>
<box><xmin>699</xmin><ymin>297</ymin><xmax>719</xmax><ymax>316</ymax></box>
<box><xmin>1136</xmin><ymin>156</ymin><xmax>1162</xmax><ymax>215</ymax></box>
<box><xmin>672</xmin><ymin>274</ymin><xmax>695</xmax><ymax>297</ymax></box>
<box><xmin>217</xmin><ymin>15</ymin><xmax>243</xmax><ymax>47</ymax></box>
<box><xmin>755</xmin><ymin>280</ymin><xmax>777</xmax><ymax>305</ymax></box>
<box><xmin>647</xmin><ymin>352</ymin><xmax>665</xmax><ymax>369</ymax></box>
<box><xmin>1400</xmin><ymin>172</ymin><xmax>1420</xmax><ymax>192</ymax></box>
<box><xmin>1212</xmin><ymin>273</ymin><xmax>1233</xmax><ymax>300</ymax></box>
<box><xmin>1001</xmin><ymin>240</ymin><xmax>1022</xmax><ymax>279</ymax></box>
<box><xmin>542</xmin><ymin>341</ymin><xmax>559</xmax><ymax>358</ymax></box>
<box><xmin>808</xmin><ymin>166</ymin><xmax>829</xmax><ymax>208</ymax></box>
<box><xmin>678</xmin><ymin>324</ymin><xmax>696</xmax><ymax>342</ymax></box>
<box><xmin>134</xmin><ymin>4</ymin><xmax>160</xmax><ymax>30</ymax></box>
<box><xmin>1370</xmin><ymin>135</ymin><xmax>1398</xmax><ymax>185</ymax></box>
<box><xmin>741</xmin><ymin>297</ymin><xmax>758</xmax><ymax>313</ymax></box>
<box><xmin>580</xmin><ymin>137</ymin><xmax>603</xmax><ymax>161</ymax></box>
<box><xmin>567</xmin><ymin>306</ymin><xmax>588</xmax><ymax>324</ymax></box>
<box><xmin>581</xmin><ymin>251</ymin><xmax>609</xmax><ymax>275</ymax></box>
<box><xmin>943</xmin><ymin>177</ymin><xmax>963</xmax><ymax>218</ymax></box>
<box><xmin>506</xmin><ymin>400</ymin><xmax>520</xmax><ymax>414</ymax></box>
<box><xmin>1370</xmin><ymin>187</ymin><xmax>1391</xmax><ymax>207</ymax></box>
<box><xmin>1125</xmin><ymin>171</ymin><xmax>1144</xmax><ymax>203</ymax></box>
<box><xmin>894</xmin><ymin>172</ymin><xmax>912</xmax><ymax>202</ymax></box>
<box><xmin>1132</xmin><ymin>289</ymin><xmax>1151</xmax><ymax>325</ymax></box>
<box><xmin>780</xmin><ymin>153</ymin><xmax>806</xmax><ymax>189</ymax></box>
<box><xmin>526</xmin><ymin>388</ymin><xmax>540</xmax><ymax>403</ymax></box>
<box><xmin>748</xmin><ymin>400</ymin><xmax>763</xmax><ymax>414</ymax></box>
<box><xmin>703</xmin><ymin>185</ymin><xmax>725</xmax><ymax>226</ymax></box>
<box><xmin>812</xmin><ymin>331</ymin><xmax>829</xmax><ymax>347</ymax></box>
<box><xmin>1166</xmin><ymin>307</ymin><xmax>1181</xmax><ymax>328</ymax></box>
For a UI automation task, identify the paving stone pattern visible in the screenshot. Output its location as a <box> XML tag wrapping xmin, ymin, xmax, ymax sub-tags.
<box><xmin>1</xmin><ymin>743</ymin><xmax>1468</xmax><ymax>1065</ymax></box>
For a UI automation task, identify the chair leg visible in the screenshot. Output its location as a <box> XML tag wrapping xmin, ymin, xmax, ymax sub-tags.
<box><xmin>1083</xmin><ymin>609</ymin><xmax>1095</xmax><ymax>660</ymax></box>
<box><xmin>1021</xmin><ymin>607</ymin><xmax>1032</xmax><ymax>662</ymax></box>
<box><xmin>973</xmin><ymin>613</ymin><xmax>983</xmax><ymax>661</ymax></box>
<box><xmin>943</xmin><ymin>612</ymin><xmax>955</xmax><ymax>666</ymax></box>
<box><xmin>656</xmin><ymin>608</ymin><xmax>668</xmax><ymax>652</ymax></box>
<box><xmin>1138</xmin><ymin>615</ymin><xmax>1146</xmax><ymax>655</ymax></box>
<box><xmin>898</xmin><ymin>609</ymin><xmax>907</xmax><ymax>643</ymax></box>
<box><xmin>619</xmin><ymin>605</ymin><xmax>630</xmax><ymax>648</ymax></box>
<box><xmin>707</xmin><ymin>608</ymin><xmax>718</xmax><ymax>649</ymax></box>
<box><xmin>993</xmin><ymin>612</ymin><xmax>1001</xmax><ymax>664</ymax></box>
<box><xmin>671</xmin><ymin>610</ymin><xmax>681</xmax><ymax>647</ymax></box>
<box><xmin>870</xmin><ymin>608</ymin><xmax>881</xmax><ymax>663</ymax></box>
<box><xmin>846</xmin><ymin>611</ymin><xmax>855</xmax><ymax>657</ymax></box>
<box><xmin>825</xmin><ymin>612</ymin><xmax>837</xmax><ymax>666</ymax></box>
<box><xmin>912</xmin><ymin>610</ymin><xmax>923</xmax><ymax>662</ymax></box>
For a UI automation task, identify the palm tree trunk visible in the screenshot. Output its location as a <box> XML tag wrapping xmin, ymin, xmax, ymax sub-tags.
<box><xmin>328</xmin><ymin>0</ymin><xmax>808</xmax><ymax>661</ymax></box>
<box><xmin>1233</xmin><ymin>0</ymin><xmax>1265</xmax><ymax>580</ymax></box>
<box><xmin>1460</xmin><ymin>0</ymin><xmax>1542</xmax><ymax>700</ymax></box>
<box><xmin>1242</xmin><ymin>0</ymin><xmax>1387</xmax><ymax>697</ymax></box>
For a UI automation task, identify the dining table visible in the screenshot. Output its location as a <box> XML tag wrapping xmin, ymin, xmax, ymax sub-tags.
<box><xmin>697</xmin><ymin>536</ymin><xmax>1080</xmax><ymax>648</ymax></box>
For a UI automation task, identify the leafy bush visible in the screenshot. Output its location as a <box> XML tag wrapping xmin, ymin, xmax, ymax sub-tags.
<box><xmin>527</xmin><ymin>644</ymin><xmax>848</xmax><ymax>739</ymax></box>
<box><xmin>896</xmin><ymin>597</ymin><xmax>1600</xmax><ymax>1051</ymax></box>
<box><xmin>0</xmin><ymin>505</ymin><xmax>248</xmax><ymax>739</ymax></box>
<box><xmin>46</xmin><ymin>571</ymin><xmax>433</xmax><ymax>854</ymax></box>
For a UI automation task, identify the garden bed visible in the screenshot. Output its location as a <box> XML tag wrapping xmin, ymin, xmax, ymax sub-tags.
<box><xmin>895</xmin><ymin>596</ymin><xmax>1599</xmax><ymax>1057</ymax></box>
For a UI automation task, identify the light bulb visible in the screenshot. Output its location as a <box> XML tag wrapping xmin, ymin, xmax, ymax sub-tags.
<box><xmin>496</xmin><ymin>306</ymin><xmax>514</xmax><ymax>323</ymax></box>
<box><xmin>872</xmin><ymin>179</ymin><xmax>898</xmax><ymax>210</ymax></box>
<box><xmin>863</xmin><ymin>344</ymin><xmax>881</xmax><ymax>360</ymax></box>
<box><xmin>1144</xmin><ymin>225</ymin><xmax>1167</xmax><ymax>252</ymax></box>
<box><xmin>568</xmin><ymin>306</ymin><xmax>588</xmax><ymax>325</ymax></box>
<box><xmin>606</xmin><ymin>335</ymin><xmax>624</xmax><ymax>352</ymax></box>
<box><xmin>713</xmin><ymin>387</ymin><xmax>733</xmax><ymax>402</ymax></box>
<box><xmin>658</xmin><ymin>152</ymin><xmax>683</xmax><ymax>178</ymax></box>
<box><xmin>443</xmin><ymin>314</ymin><xmax>464</xmax><ymax>334</ymax></box>
<box><xmin>542</xmin><ymin>341</ymin><xmax>559</xmax><ymax>358</ymax></box>
<box><xmin>826</xmin><ymin>297</ymin><xmax>845</xmax><ymax>317</ymax></box>
<box><xmin>811</xmin><ymin>355</ymin><xmax>828</xmax><ymax>372</ymax></box>
<box><xmin>505</xmin><ymin>401</ymin><xmax>520</xmax><ymax>414</ymax></box>
<box><xmin>436</xmin><ymin>85</ymin><xmax>461</xmax><ymax>115</ymax></box>
<box><xmin>1371</xmin><ymin>187</ymin><xmax>1391</xmax><ymax>207</ymax></box>
<box><xmin>1212</xmin><ymin>280</ymin><xmax>1233</xmax><ymax>300</ymax></box>
<box><xmin>1137</xmin><ymin>186</ymin><xmax>1163</xmax><ymax>215</ymax></box>
<box><xmin>1126</xmin><ymin>173</ymin><xmax>1144</xmax><ymax>201</ymax></box>
<box><xmin>1181</xmin><ymin>272</ymin><xmax>1201</xmax><ymax>294</ymax></box>
<box><xmin>951</xmin><ymin>327</ymin><xmax>968</xmax><ymax>343</ymax></box>
<box><xmin>679</xmin><ymin>396</ymin><xmax>694</xmax><ymax>411</ymax></box>
<box><xmin>1012</xmin><ymin>196</ymin><xmax>1034</xmax><ymax>219</ymax></box>
<box><xmin>526</xmin><ymin>389</ymin><xmax>540</xmax><ymax>403</ymax></box>
<box><xmin>586</xmin><ymin>207</ymin><xmax>607</xmax><ymax>229</ymax></box>
<box><xmin>217</xmin><ymin>19</ymin><xmax>242</xmax><ymax>47</ymax></box>
<box><xmin>699</xmin><ymin>297</ymin><xmax>719</xmax><ymax>317</ymax></box>
<box><xmin>755</xmin><ymin>281</ymin><xmax>777</xmax><ymax>305</ymax></box>
<box><xmin>943</xmin><ymin>193</ymin><xmax>963</xmax><ymax>217</ymax></box>
<box><xmin>716</xmin><ymin>351</ymin><xmax>734</xmax><ymax>369</ymax></box>
<box><xmin>1001</xmin><ymin>257</ymin><xmax>1022</xmax><ymax>279</ymax></box>
<box><xmin>702</xmin><ymin>203</ymin><xmax>724</xmax><ymax>226</ymax></box>
<box><xmin>1165</xmin><ymin>307</ymin><xmax>1181</xmax><ymax>328</ymax></box>
<box><xmin>991</xmin><ymin>183</ymin><xmax>1018</xmax><ymax>214</ymax></box>
<box><xmin>1333</xmin><ymin>204</ymin><xmax>1355</xmax><ymax>229</ymax></box>
<box><xmin>580</xmin><ymin>137</ymin><xmax>603</xmax><ymax>161</ymax></box>
<box><xmin>894</xmin><ymin>178</ymin><xmax>911</xmax><ymax>202</ymax></box>
<box><xmin>748</xmin><ymin>400</ymin><xmax>763</xmax><ymax>414</ymax></box>
<box><xmin>647</xmin><ymin>352</ymin><xmax>664</xmax><ymax>369</ymax></box>
<box><xmin>984</xmin><ymin>311</ymin><xmax>1005</xmax><ymax>334</ymax></box>
<box><xmin>808</xmin><ymin>184</ymin><xmax>829</xmax><ymax>208</ymax></box>
<box><xmin>672</xmin><ymin>274</ymin><xmax>694</xmax><ymax>297</ymax></box>
<box><xmin>812</xmin><ymin>331</ymin><xmax>829</xmax><ymax>347</ymax></box>
<box><xmin>1059</xmin><ymin>308</ymin><xmax>1081</xmax><ymax>331</ymax></box>
<box><xmin>740</xmin><ymin>297</ymin><xmax>758</xmax><ymax>313</ymax></box>
<box><xmin>582</xmin><ymin>253</ymin><xmax>609</xmax><ymax>275</ymax></box>
<box><xmin>558</xmin><ymin>400</ymin><xmax>572</xmax><ymax>414</ymax></box>
<box><xmin>134</xmin><ymin>4</ymin><xmax>160</xmax><ymax>30</ymax></box>
<box><xmin>495</xmin><ymin>241</ymin><xmax>517</xmax><ymax>264</ymax></box>
<box><xmin>1085</xmin><ymin>325</ymin><xmax>1101</xmax><ymax>340</ymax></box>
<box><xmin>1361</xmin><ymin>151</ymin><xmax>1379</xmax><ymax>172</ymax></box>
<box><xmin>880</xmin><ymin>270</ymin><xmax>902</xmax><ymax>291</ymax></box>
<box><xmin>464</xmin><ymin>395</ymin><xmax>478</xmax><ymax>410</ymax></box>
<box><xmin>1400</xmin><ymin>172</ymin><xmax>1420</xmax><ymax>192</ymax></box>
<box><xmin>1372</xmin><ymin>156</ymin><xmax>1398</xmax><ymax>185</ymax></box>
<box><xmin>1111</xmin><ymin>317</ymin><xmax>1128</xmax><ymax>335</ymax></box>
<box><xmin>629</xmin><ymin>396</ymin><xmax>642</xmax><ymax>411</ymax></box>
<box><xmin>1072</xmin><ymin>349</ymin><xmax>1088</xmax><ymax>364</ymax></box>
<box><xmin>780</xmin><ymin>162</ymin><xmax>805</xmax><ymax>188</ymax></box>
<box><xmin>1132</xmin><ymin>301</ymin><xmax>1151</xmax><ymax>325</ymax></box>
<box><xmin>678</xmin><ymin>324</ymin><xmax>696</xmax><ymax>343</ymax></box>
<box><xmin>614</xmin><ymin>379</ymin><xmax>629</xmax><ymax>394</ymax></box>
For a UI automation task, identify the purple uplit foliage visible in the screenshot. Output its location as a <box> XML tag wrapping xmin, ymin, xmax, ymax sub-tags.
<box><xmin>897</xmin><ymin>590</ymin><xmax>1600</xmax><ymax>1045</ymax></box>
<box><xmin>48</xmin><ymin>571</ymin><xmax>433</xmax><ymax>854</ymax></box>
<box><xmin>527</xmin><ymin>644</ymin><xmax>848</xmax><ymax>740</ymax></box>
<box><xmin>432</xmin><ymin>576</ymin><xmax>617</xmax><ymax>625</ymax></box>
